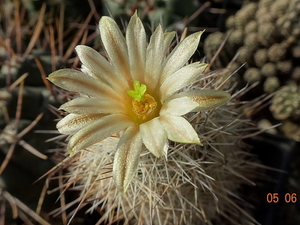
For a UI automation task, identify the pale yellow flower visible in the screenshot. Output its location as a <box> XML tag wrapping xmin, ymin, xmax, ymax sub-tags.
<box><xmin>48</xmin><ymin>12</ymin><xmax>230</xmax><ymax>193</ymax></box>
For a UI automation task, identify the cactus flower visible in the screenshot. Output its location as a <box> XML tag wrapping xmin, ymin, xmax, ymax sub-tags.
<box><xmin>48</xmin><ymin>12</ymin><xmax>231</xmax><ymax>193</ymax></box>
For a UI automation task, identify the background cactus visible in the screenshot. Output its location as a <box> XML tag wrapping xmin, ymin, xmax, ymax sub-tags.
<box><xmin>270</xmin><ymin>85</ymin><xmax>300</xmax><ymax>120</ymax></box>
<box><xmin>102</xmin><ymin>0</ymin><xmax>200</xmax><ymax>31</ymax></box>
<box><xmin>0</xmin><ymin>0</ymin><xmax>95</xmax><ymax>223</ymax></box>
<box><xmin>269</xmin><ymin>84</ymin><xmax>300</xmax><ymax>142</ymax></box>
<box><xmin>204</xmin><ymin>0</ymin><xmax>300</xmax><ymax>140</ymax></box>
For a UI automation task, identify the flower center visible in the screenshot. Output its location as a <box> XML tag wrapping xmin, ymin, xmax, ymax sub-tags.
<box><xmin>127</xmin><ymin>81</ymin><xmax>157</xmax><ymax>120</ymax></box>
<box><xmin>132</xmin><ymin>94</ymin><xmax>157</xmax><ymax>119</ymax></box>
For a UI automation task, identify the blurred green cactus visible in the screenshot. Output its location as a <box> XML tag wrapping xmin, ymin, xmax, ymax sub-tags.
<box><xmin>270</xmin><ymin>85</ymin><xmax>300</xmax><ymax>120</ymax></box>
<box><xmin>203</xmin><ymin>0</ymin><xmax>300</xmax><ymax>140</ymax></box>
<box><xmin>102</xmin><ymin>0</ymin><xmax>200</xmax><ymax>31</ymax></box>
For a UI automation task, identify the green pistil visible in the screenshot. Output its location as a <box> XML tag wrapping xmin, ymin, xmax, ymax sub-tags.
<box><xmin>127</xmin><ymin>80</ymin><xmax>147</xmax><ymax>102</ymax></box>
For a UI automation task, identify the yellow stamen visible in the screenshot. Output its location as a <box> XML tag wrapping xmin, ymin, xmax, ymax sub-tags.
<box><xmin>132</xmin><ymin>94</ymin><xmax>157</xmax><ymax>120</ymax></box>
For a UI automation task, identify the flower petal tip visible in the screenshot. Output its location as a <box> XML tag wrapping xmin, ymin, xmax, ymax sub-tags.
<box><xmin>99</xmin><ymin>15</ymin><xmax>114</xmax><ymax>27</ymax></box>
<box><xmin>192</xmin><ymin>137</ymin><xmax>202</xmax><ymax>146</ymax></box>
<box><xmin>67</xmin><ymin>147</ymin><xmax>76</xmax><ymax>155</ymax></box>
<box><xmin>198</xmin><ymin>140</ymin><xmax>203</xmax><ymax>146</ymax></box>
<box><xmin>193</xmin><ymin>30</ymin><xmax>205</xmax><ymax>42</ymax></box>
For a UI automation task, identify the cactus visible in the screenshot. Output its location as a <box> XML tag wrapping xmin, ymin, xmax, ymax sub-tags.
<box><xmin>270</xmin><ymin>85</ymin><xmax>300</xmax><ymax>120</ymax></box>
<box><xmin>0</xmin><ymin>0</ymin><xmax>93</xmax><ymax>223</ymax></box>
<box><xmin>203</xmin><ymin>0</ymin><xmax>300</xmax><ymax>139</ymax></box>
<box><xmin>282</xmin><ymin>120</ymin><xmax>300</xmax><ymax>141</ymax></box>
<box><xmin>46</xmin><ymin>12</ymin><xmax>265</xmax><ymax>225</ymax></box>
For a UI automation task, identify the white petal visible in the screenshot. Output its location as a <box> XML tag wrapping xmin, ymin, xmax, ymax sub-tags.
<box><xmin>140</xmin><ymin>118</ymin><xmax>168</xmax><ymax>158</ymax></box>
<box><xmin>99</xmin><ymin>16</ymin><xmax>132</xmax><ymax>85</ymax></box>
<box><xmin>159</xmin><ymin>31</ymin><xmax>205</xmax><ymax>84</ymax></box>
<box><xmin>159</xmin><ymin>115</ymin><xmax>201</xmax><ymax>145</ymax></box>
<box><xmin>160</xmin><ymin>96</ymin><xmax>199</xmax><ymax>116</ymax></box>
<box><xmin>126</xmin><ymin>12</ymin><xmax>146</xmax><ymax>82</ymax></box>
<box><xmin>173</xmin><ymin>90</ymin><xmax>231</xmax><ymax>112</ymax></box>
<box><xmin>75</xmin><ymin>45</ymin><xmax>128</xmax><ymax>90</ymax></box>
<box><xmin>59</xmin><ymin>97</ymin><xmax>124</xmax><ymax>114</ymax></box>
<box><xmin>57</xmin><ymin>113</ymin><xmax>104</xmax><ymax>134</ymax></box>
<box><xmin>113</xmin><ymin>125</ymin><xmax>142</xmax><ymax>194</ymax></box>
<box><xmin>163</xmin><ymin>31</ymin><xmax>176</xmax><ymax>55</ymax></box>
<box><xmin>47</xmin><ymin>69</ymin><xmax>121</xmax><ymax>101</ymax></box>
<box><xmin>144</xmin><ymin>25</ymin><xmax>165</xmax><ymax>90</ymax></box>
<box><xmin>67</xmin><ymin>114</ymin><xmax>134</xmax><ymax>154</ymax></box>
<box><xmin>160</xmin><ymin>62</ymin><xmax>207</xmax><ymax>102</ymax></box>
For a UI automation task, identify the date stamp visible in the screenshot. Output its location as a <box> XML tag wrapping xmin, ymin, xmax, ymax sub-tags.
<box><xmin>267</xmin><ymin>193</ymin><xmax>297</xmax><ymax>203</ymax></box>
